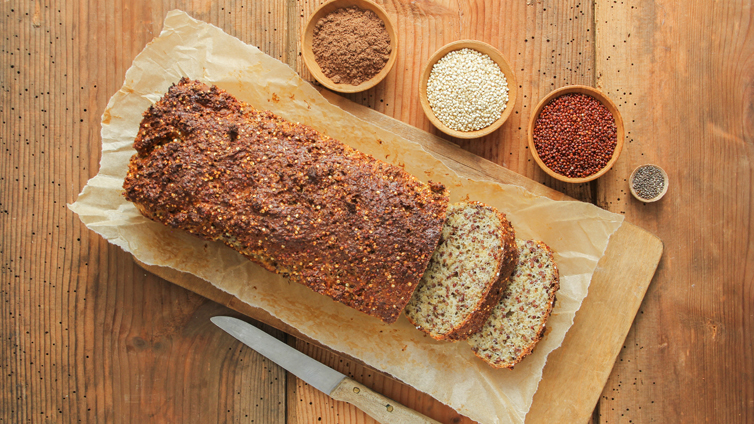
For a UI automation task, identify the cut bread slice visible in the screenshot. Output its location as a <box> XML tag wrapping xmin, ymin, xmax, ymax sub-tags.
<box><xmin>468</xmin><ymin>239</ymin><xmax>560</xmax><ymax>369</ymax></box>
<box><xmin>404</xmin><ymin>201</ymin><xmax>517</xmax><ymax>341</ymax></box>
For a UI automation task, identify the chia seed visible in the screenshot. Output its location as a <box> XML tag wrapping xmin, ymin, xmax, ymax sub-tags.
<box><xmin>632</xmin><ymin>165</ymin><xmax>666</xmax><ymax>200</ymax></box>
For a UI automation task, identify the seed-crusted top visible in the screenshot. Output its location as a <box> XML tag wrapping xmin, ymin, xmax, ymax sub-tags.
<box><xmin>123</xmin><ymin>78</ymin><xmax>449</xmax><ymax>323</ymax></box>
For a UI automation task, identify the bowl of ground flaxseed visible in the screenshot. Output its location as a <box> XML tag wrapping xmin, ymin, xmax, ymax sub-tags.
<box><xmin>302</xmin><ymin>0</ymin><xmax>397</xmax><ymax>93</ymax></box>
<box><xmin>528</xmin><ymin>85</ymin><xmax>624</xmax><ymax>183</ymax></box>
<box><xmin>420</xmin><ymin>40</ymin><xmax>518</xmax><ymax>139</ymax></box>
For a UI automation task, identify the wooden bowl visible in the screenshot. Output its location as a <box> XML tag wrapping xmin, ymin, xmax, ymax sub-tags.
<box><xmin>419</xmin><ymin>40</ymin><xmax>518</xmax><ymax>139</ymax></box>
<box><xmin>527</xmin><ymin>85</ymin><xmax>624</xmax><ymax>183</ymax></box>
<box><xmin>629</xmin><ymin>164</ymin><xmax>669</xmax><ymax>202</ymax></box>
<box><xmin>302</xmin><ymin>0</ymin><xmax>397</xmax><ymax>93</ymax></box>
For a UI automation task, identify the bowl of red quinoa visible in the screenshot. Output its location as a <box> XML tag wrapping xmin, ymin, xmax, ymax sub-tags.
<box><xmin>419</xmin><ymin>40</ymin><xmax>518</xmax><ymax>139</ymax></box>
<box><xmin>302</xmin><ymin>0</ymin><xmax>398</xmax><ymax>93</ymax></box>
<box><xmin>527</xmin><ymin>85</ymin><xmax>624</xmax><ymax>183</ymax></box>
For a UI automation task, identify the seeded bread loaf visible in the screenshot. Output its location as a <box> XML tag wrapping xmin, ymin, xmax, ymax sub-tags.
<box><xmin>403</xmin><ymin>201</ymin><xmax>517</xmax><ymax>341</ymax></box>
<box><xmin>123</xmin><ymin>78</ymin><xmax>449</xmax><ymax>324</ymax></box>
<box><xmin>468</xmin><ymin>239</ymin><xmax>560</xmax><ymax>368</ymax></box>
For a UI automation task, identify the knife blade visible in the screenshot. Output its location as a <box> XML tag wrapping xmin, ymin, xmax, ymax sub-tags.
<box><xmin>211</xmin><ymin>316</ymin><xmax>441</xmax><ymax>424</ymax></box>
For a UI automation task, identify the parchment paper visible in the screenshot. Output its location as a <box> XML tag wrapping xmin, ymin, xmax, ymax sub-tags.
<box><xmin>69</xmin><ymin>10</ymin><xmax>624</xmax><ymax>424</ymax></box>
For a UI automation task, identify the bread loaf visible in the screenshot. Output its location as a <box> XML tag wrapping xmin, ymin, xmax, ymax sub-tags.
<box><xmin>403</xmin><ymin>201</ymin><xmax>517</xmax><ymax>341</ymax></box>
<box><xmin>123</xmin><ymin>78</ymin><xmax>449</xmax><ymax>324</ymax></box>
<box><xmin>468</xmin><ymin>239</ymin><xmax>560</xmax><ymax>368</ymax></box>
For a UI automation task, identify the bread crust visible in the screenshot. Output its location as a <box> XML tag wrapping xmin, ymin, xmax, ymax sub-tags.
<box><xmin>123</xmin><ymin>78</ymin><xmax>449</xmax><ymax>323</ymax></box>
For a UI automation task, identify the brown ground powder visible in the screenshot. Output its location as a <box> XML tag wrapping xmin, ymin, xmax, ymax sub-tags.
<box><xmin>312</xmin><ymin>6</ymin><xmax>391</xmax><ymax>86</ymax></box>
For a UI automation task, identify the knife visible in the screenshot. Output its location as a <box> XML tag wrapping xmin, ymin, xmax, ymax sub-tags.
<box><xmin>211</xmin><ymin>316</ymin><xmax>442</xmax><ymax>424</ymax></box>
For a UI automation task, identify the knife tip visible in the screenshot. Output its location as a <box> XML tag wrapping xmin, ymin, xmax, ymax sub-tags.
<box><xmin>210</xmin><ymin>315</ymin><xmax>230</xmax><ymax>326</ymax></box>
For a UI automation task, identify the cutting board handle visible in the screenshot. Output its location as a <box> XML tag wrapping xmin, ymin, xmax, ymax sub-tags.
<box><xmin>330</xmin><ymin>377</ymin><xmax>442</xmax><ymax>424</ymax></box>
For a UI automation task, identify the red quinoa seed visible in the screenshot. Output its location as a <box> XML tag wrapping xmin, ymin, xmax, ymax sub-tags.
<box><xmin>532</xmin><ymin>93</ymin><xmax>617</xmax><ymax>179</ymax></box>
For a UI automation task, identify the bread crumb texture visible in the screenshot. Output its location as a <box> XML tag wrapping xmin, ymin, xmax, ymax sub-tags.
<box><xmin>404</xmin><ymin>201</ymin><xmax>516</xmax><ymax>341</ymax></box>
<box><xmin>123</xmin><ymin>78</ymin><xmax>449</xmax><ymax>324</ymax></box>
<box><xmin>468</xmin><ymin>239</ymin><xmax>560</xmax><ymax>368</ymax></box>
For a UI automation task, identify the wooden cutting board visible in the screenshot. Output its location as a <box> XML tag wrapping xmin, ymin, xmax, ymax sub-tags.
<box><xmin>138</xmin><ymin>90</ymin><xmax>663</xmax><ymax>424</ymax></box>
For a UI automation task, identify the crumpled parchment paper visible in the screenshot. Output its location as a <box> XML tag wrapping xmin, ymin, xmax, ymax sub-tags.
<box><xmin>68</xmin><ymin>10</ymin><xmax>624</xmax><ymax>424</ymax></box>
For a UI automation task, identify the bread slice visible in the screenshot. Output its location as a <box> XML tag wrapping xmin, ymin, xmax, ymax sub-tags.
<box><xmin>468</xmin><ymin>239</ymin><xmax>560</xmax><ymax>368</ymax></box>
<box><xmin>404</xmin><ymin>201</ymin><xmax>517</xmax><ymax>341</ymax></box>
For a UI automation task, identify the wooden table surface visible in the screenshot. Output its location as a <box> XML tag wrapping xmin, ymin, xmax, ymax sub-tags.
<box><xmin>1</xmin><ymin>1</ymin><xmax>751</xmax><ymax>423</ymax></box>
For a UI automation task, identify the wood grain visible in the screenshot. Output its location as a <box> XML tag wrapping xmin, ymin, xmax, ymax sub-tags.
<box><xmin>2</xmin><ymin>0</ymin><xmax>752</xmax><ymax>423</ymax></box>
<box><xmin>594</xmin><ymin>0</ymin><xmax>754</xmax><ymax>422</ymax></box>
<box><xmin>1</xmin><ymin>1</ymin><xmax>291</xmax><ymax>423</ymax></box>
<box><xmin>328</xmin><ymin>378</ymin><xmax>441</xmax><ymax>424</ymax></box>
<box><xmin>294</xmin><ymin>340</ymin><xmax>464</xmax><ymax>424</ymax></box>
<box><xmin>135</xmin><ymin>260</ymin><xmax>473</xmax><ymax>424</ymax></box>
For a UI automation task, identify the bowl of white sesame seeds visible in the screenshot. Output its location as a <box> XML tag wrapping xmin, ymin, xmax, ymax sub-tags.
<box><xmin>419</xmin><ymin>40</ymin><xmax>517</xmax><ymax>139</ymax></box>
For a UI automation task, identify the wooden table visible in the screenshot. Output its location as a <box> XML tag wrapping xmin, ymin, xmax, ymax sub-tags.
<box><xmin>1</xmin><ymin>1</ymin><xmax>751</xmax><ymax>423</ymax></box>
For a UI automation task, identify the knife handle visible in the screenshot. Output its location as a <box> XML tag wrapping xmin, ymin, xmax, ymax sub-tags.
<box><xmin>330</xmin><ymin>377</ymin><xmax>442</xmax><ymax>424</ymax></box>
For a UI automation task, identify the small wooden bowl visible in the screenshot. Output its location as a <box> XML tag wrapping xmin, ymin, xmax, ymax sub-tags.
<box><xmin>527</xmin><ymin>85</ymin><xmax>624</xmax><ymax>183</ymax></box>
<box><xmin>302</xmin><ymin>0</ymin><xmax>397</xmax><ymax>93</ymax></box>
<box><xmin>419</xmin><ymin>40</ymin><xmax>518</xmax><ymax>139</ymax></box>
<box><xmin>629</xmin><ymin>164</ymin><xmax>669</xmax><ymax>202</ymax></box>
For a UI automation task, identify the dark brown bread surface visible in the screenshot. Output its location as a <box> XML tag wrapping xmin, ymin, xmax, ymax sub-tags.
<box><xmin>123</xmin><ymin>78</ymin><xmax>449</xmax><ymax>323</ymax></box>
